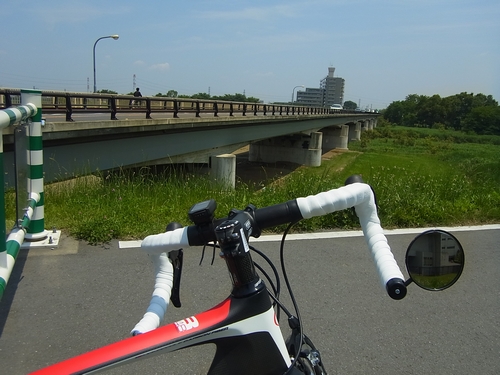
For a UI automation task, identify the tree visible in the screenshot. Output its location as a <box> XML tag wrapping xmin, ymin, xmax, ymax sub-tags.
<box><xmin>384</xmin><ymin>91</ymin><xmax>499</xmax><ymax>132</ymax></box>
<box><xmin>442</xmin><ymin>92</ymin><xmax>499</xmax><ymax>130</ymax></box>
<box><xmin>384</xmin><ymin>94</ymin><xmax>429</xmax><ymax>127</ymax></box>
<box><xmin>190</xmin><ymin>92</ymin><xmax>211</xmax><ymax>99</ymax></box>
<box><xmin>472</xmin><ymin>93</ymin><xmax>498</xmax><ymax>107</ymax></box>
<box><xmin>246</xmin><ymin>96</ymin><xmax>260</xmax><ymax>103</ymax></box>
<box><xmin>462</xmin><ymin>106</ymin><xmax>500</xmax><ymax>135</ymax></box>
<box><xmin>442</xmin><ymin>92</ymin><xmax>474</xmax><ymax>130</ymax></box>
<box><xmin>343</xmin><ymin>100</ymin><xmax>357</xmax><ymax>110</ymax></box>
<box><xmin>97</xmin><ymin>89</ymin><xmax>118</xmax><ymax>94</ymax></box>
<box><xmin>384</xmin><ymin>100</ymin><xmax>405</xmax><ymax>124</ymax></box>
<box><xmin>211</xmin><ymin>93</ymin><xmax>260</xmax><ymax>103</ymax></box>
<box><xmin>154</xmin><ymin>90</ymin><xmax>178</xmax><ymax>98</ymax></box>
<box><xmin>416</xmin><ymin>94</ymin><xmax>446</xmax><ymax>127</ymax></box>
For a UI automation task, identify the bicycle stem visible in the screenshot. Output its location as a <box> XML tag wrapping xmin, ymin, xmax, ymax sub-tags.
<box><xmin>215</xmin><ymin>206</ymin><xmax>266</xmax><ymax>298</ymax></box>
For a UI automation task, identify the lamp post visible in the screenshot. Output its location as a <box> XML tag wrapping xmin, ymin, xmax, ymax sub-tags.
<box><xmin>93</xmin><ymin>34</ymin><xmax>119</xmax><ymax>93</ymax></box>
<box><xmin>292</xmin><ymin>85</ymin><xmax>305</xmax><ymax>103</ymax></box>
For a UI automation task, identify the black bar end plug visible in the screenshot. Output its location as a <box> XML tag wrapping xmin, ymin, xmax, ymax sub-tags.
<box><xmin>386</xmin><ymin>278</ymin><xmax>407</xmax><ymax>300</ymax></box>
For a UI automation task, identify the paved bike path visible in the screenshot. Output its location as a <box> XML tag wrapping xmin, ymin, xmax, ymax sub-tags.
<box><xmin>1</xmin><ymin>226</ymin><xmax>499</xmax><ymax>374</ymax></box>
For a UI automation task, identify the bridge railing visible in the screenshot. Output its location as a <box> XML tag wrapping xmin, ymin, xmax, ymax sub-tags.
<box><xmin>0</xmin><ymin>88</ymin><xmax>333</xmax><ymax>122</ymax></box>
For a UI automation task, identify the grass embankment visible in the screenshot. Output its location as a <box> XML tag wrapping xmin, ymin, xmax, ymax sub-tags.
<box><xmin>5</xmin><ymin>126</ymin><xmax>500</xmax><ymax>244</ymax></box>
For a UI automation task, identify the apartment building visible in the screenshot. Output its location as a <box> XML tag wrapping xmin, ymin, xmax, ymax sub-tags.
<box><xmin>296</xmin><ymin>67</ymin><xmax>345</xmax><ymax>107</ymax></box>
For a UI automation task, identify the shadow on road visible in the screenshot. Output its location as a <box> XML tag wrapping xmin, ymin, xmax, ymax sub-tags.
<box><xmin>0</xmin><ymin>249</ymin><xmax>29</xmax><ymax>337</ymax></box>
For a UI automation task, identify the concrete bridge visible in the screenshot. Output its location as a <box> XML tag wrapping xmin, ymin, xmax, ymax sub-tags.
<box><xmin>0</xmin><ymin>89</ymin><xmax>379</xmax><ymax>187</ymax></box>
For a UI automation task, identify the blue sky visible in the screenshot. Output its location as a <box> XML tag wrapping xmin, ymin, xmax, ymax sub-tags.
<box><xmin>1</xmin><ymin>0</ymin><xmax>498</xmax><ymax>109</ymax></box>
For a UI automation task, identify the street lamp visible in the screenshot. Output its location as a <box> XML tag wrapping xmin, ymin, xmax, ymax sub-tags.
<box><xmin>93</xmin><ymin>34</ymin><xmax>119</xmax><ymax>93</ymax></box>
<box><xmin>292</xmin><ymin>85</ymin><xmax>305</xmax><ymax>103</ymax></box>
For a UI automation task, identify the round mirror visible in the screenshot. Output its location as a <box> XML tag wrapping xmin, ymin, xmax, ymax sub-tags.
<box><xmin>405</xmin><ymin>230</ymin><xmax>465</xmax><ymax>291</ymax></box>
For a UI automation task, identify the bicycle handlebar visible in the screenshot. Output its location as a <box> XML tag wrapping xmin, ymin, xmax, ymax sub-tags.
<box><xmin>132</xmin><ymin>182</ymin><xmax>406</xmax><ymax>334</ymax></box>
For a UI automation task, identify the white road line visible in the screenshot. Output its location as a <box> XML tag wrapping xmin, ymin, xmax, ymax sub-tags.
<box><xmin>118</xmin><ymin>224</ymin><xmax>500</xmax><ymax>249</ymax></box>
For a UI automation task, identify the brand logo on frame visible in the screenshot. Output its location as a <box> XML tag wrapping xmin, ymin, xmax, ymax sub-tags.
<box><xmin>174</xmin><ymin>316</ymin><xmax>199</xmax><ymax>332</ymax></box>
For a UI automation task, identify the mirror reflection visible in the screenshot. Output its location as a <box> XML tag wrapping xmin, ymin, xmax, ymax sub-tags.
<box><xmin>405</xmin><ymin>230</ymin><xmax>464</xmax><ymax>291</ymax></box>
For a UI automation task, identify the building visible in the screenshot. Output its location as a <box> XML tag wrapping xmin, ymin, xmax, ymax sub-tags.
<box><xmin>296</xmin><ymin>67</ymin><xmax>345</xmax><ymax>107</ymax></box>
<box><xmin>295</xmin><ymin>88</ymin><xmax>323</xmax><ymax>106</ymax></box>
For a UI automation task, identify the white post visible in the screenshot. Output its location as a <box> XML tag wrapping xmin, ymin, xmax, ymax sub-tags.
<box><xmin>21</xmin><ymin>89</ymin><xmax>48</xmax><ymax>241</ymax></box>
<box><xmin>212</xmin><ymin>154</ymin><xmax>236</xmax><ymax>190</ymax></box>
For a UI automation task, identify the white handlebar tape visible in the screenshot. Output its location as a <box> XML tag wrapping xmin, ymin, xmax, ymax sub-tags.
<box><xmin>130</xmin><ymin>252</ymin><xmax>175</xmax><ymax>335</ymax></box>
<box><xmin>296</xmin><ymin>183</ymin><xmax>405</xmax><ymax>293</ymax></box>
<box><xmin>133</xmin><ymin>228</ymin><xmax>190</xmax><ymax>333</ymax></box>
<box><xmin>141</xmin><ymin>227</ymin><xmax>190</xmax><ymax>254</ymax></box>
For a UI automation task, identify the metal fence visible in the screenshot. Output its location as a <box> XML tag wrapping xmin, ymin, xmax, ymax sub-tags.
<box><xmin>0</xmin><ymin>88</ymin><xmax>332</xmax><ymax>122</ymax></box>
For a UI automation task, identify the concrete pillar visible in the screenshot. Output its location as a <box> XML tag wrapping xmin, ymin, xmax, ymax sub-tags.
<box><xmin>321</xmin><ymin>127</ymin><xmax>336</xmax><ymax>152</ymax></box>
<box><xmin>305</xmin><ymin>132</ymin><xmax>322</xmax><ymax>167</ymax></box>
<box><xmin>334</xmin><ymin>125</ymin><xmax>349</xmax><ymax>149</ymax></box>
<box><xmin>322</xmin><ymin>125</ymin><xmax>349</xmax><ymax>150</ymax></box>
<box><xmin>348</xmin><ymin>122</ymin><xmax>361</xmax><ymax>141</ymax></box>
<box><xmin>212</xmin><ymin>154</ymin><xmax>236</xmax><ymax>189</ymax></box>
<box><xmin>249</xmin><ymin>132</ymin><xmax>322</xmax><ymax>167</ymax></box>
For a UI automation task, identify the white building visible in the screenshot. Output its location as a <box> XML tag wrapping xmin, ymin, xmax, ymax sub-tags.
<box><xmin>296</xmin><ymin>67</ymin><xmax>345</xmax><ymax>107</ymax></box>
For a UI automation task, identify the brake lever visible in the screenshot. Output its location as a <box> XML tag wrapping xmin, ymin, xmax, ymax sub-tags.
<box><xmin>165</xmin><ymin>222</ymin><xmax>184</xmax><ymax>308</ymax></box>
<box><xmin>168</xmin><ymin>249</ymin><xmax>183</xmax><ymax>308</ymax></box>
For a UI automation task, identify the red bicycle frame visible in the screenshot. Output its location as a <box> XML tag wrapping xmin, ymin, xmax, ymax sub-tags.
<box><xmin>31</xmin><ymin>287</ymin><xmax>291</xmax><ymax>375</ymax></box>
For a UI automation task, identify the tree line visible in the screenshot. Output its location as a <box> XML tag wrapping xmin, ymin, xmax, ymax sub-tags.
<box><xmin>154</xmin><ymin>90</ymin><xmax>260</xmax><ymax>103</ymax></box>
<box><xmin>383</xmin><ymin>92</ymin><xmax>500</xmax><ymax>136</ymax></box>
<box><xmin>97</xmin><ymin>89</ymin><xmax>260</xmax><ymax>103</ymax></box>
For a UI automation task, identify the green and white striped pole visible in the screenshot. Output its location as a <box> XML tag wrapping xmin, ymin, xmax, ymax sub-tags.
<box><xmin>1</xmin><ymin>193</ymin><xmax>40</xmax><ymax>301</ymax></box>
<box><xmin>21</xmin><ymin>89</ymin><xmax>48</xmax><ymax>241</ymax></box>
<box><xmin>0</xmin><ymin>101</ymin><xmax>38</xmax><ymax>247</ymax></box>
<box><xmin>0</xmin><ymin>96</ymin><xmax>38</xmax><ymax>300</ymax></box>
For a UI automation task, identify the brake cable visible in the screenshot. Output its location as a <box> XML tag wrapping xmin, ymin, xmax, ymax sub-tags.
<box><xmin>280</xmin><ymin>221</ymin><xmax>304</xmax><ymax>375</ymax></box>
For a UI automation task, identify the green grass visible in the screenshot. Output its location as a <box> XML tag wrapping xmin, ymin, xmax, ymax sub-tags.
<box><xmin>4</xmin><ymin>126</ymin><xmax>500</xmax><ymax>244</ymax></box>
<box><xmin>410</xmin><ymin>273</ymin><xmax>460</xmax><ymax>290</ymax></box>
<box><xmin>347</xmin><ymin>127</ymin><xmax>500</xmax><ymax>227</ymax></box>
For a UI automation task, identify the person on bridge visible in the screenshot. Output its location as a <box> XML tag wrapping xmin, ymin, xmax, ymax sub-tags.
<box><xmin>132</xmin><ymin>87</ymin><xmax>142</xmax><ymax>107</ymax></box>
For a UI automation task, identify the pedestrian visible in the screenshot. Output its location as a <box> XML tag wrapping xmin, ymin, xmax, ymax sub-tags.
<box><xmin>133</xmin><ymin>87</ymin><xmax>142</xmax><ymax>106</ymax></box>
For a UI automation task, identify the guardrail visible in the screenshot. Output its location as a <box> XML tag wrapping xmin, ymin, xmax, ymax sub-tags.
<box><xmin>0</xmin><ymin>89</ymin><xmax>49</xmax><ymax>301</ymax></box>
<box><xmin>0</xmin><ymin>88</ymin><xmax>332</xmax><ymax>122</ymax></box>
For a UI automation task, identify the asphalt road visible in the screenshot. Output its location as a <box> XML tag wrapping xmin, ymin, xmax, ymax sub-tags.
<box><xmin>1</xmin><ymin>226</ymin><xmax>499</xmax><ymax>374</ymax></box>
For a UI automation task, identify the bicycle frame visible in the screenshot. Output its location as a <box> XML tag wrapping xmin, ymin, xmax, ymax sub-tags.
<box><xmin>32</xmin><ymin>284</ymin><xmax>293</xmax><ymax>375</ymax></box>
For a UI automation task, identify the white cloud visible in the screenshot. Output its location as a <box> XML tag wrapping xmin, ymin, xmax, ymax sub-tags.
<box><xmin>150</xmin><ymin>63</ymin><xmax>170</xmax><ymax>71</ymax></box>
<box><xmin>33</xmin><ymin>2</ymin><xmax>131</xmax><ymax>26</ymax></box>
<box><xmin>198</xmin><ymin>5</ymin><xmax>298</xmax><ymax>21</ymax></box>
